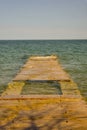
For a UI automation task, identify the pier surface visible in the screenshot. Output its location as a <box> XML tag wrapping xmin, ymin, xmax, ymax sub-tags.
<box><xmin>13</xmin><ymin>55</ymin><xmax>70</xmax><ymax>81</ymax></box>
<box><xmin>0</xmin><ymin>55</ymin><xmax>87</xmax><ymax>130</ymax></box>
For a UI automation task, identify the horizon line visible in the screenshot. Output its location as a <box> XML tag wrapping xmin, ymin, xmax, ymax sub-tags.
<box><xmin>0</xmin><ymin>39</ymin><xmax>87</xmax><ymax>41</ymax></box>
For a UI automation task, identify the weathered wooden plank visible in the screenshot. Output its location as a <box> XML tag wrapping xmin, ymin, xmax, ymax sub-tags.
<box><xmin>60</xmin><ymin>81</ymin><xmax>81</xmax><ymax>96</ymax></box>
<box><xmin>0</xmin><ymin>95</ymin><xmax>82</xmax><ymax>100</ymax></box>
<box><xmin>13</xmin><ymin>55</ymin><xmax>70</xmax><ymax>81</ymax></box>
<box><xmin>1</xmin><ymin>82</ymin><xmax>25</xmax><ymax>96</ymax></box>
<box><xmin>0</xmin><ymin>96</ymin><xmax>87</xmax><ymax>129</ymax></box>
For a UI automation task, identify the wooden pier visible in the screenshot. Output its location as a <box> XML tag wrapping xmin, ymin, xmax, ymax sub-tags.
<box><xmin>13</xmin><ymin>55</ymin><xmax>70</xmax><ymax>81</ymax></box>
<box><xmin>0</xmin><ymin>55</ymin><xmax>87</xmax><ymax>130</ymax></box>
<box><xmin>1</xmin><ymin>55</ymin><xmax>80</xmax><ymax>97</ymax></box>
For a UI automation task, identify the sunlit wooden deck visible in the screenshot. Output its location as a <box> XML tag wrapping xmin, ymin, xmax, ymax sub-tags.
<box><xmin>0</xmin><ymin>55</ymin><xmax>87</xmax><ymax>129</ymax></box>
<box><xmin>13</xmin><ymin>55</ymin><xmax>70</xmax><ymax>81</ymax></box>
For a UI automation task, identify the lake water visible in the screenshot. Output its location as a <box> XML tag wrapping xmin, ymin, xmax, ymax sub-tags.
<box><xmin>0</xmin><ymin>40</ymin><xmax>87</xmax><ymax>99</ymax></box>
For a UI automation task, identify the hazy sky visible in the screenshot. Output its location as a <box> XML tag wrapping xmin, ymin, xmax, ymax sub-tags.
<box><xmin>0</xmin><ymin>0</ymin><xmax>87</xmax><ymax>39</ymax></box>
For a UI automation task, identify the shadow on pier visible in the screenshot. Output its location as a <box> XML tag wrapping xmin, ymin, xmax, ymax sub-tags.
<box><xmin>0</xmin><ymin>101</ymin><xmax>73</xmax><ymax>130</ymax></box>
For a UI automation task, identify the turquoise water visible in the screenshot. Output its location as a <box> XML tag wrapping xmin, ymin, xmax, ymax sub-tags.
<box><xmin>0</xmin><ymin>40</ymin><xmax>87</xmax><ymax>99</ymax></box>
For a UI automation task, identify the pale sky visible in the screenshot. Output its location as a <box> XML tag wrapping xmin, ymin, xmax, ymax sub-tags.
<box><xmin>0</xmin><ymin>0</ymin><xmax>87</xmax><ymax>39</ymax></box>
